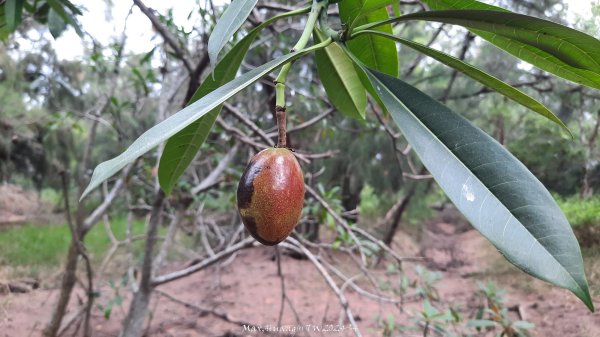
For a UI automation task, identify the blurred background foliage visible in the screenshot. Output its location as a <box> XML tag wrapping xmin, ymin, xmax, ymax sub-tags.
<box><xmin>0</xmin><ymin>0</ymin><xmax>598</xmax><ymax>246</ymax></box>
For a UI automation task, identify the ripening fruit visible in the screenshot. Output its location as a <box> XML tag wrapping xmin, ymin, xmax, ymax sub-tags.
<box><xmin>237</xmin><ymin>148</ymin><xmax>305</xmax><ymax>245</ymax></box>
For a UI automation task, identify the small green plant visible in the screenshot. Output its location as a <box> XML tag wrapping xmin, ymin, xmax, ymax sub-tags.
<box><xmin>556</xmin><ymin>195</ymin><xmax>600</xmax><ymax>229</ymax></box>
<box><xmin>468</xmin><ymin>282</ymin><xmax>535</xmax><ymax>337</ymax></box>
<box><xmin>415</xmin><ymin>300</ymin><xmax>461</xmax><ymax>337</ymax></box>
<box><xmin>414</xmin><ymin>265</ymin><xmax>442</xmax><ymax>301</ymax></box>
<box><xmin>97</xmin><ymin>273</ymin><xmax>128</xmax><ymax>320</ymax></box>
<box><xmin>382</xmin><ymin>268</ymin><xmax>535</xmax><ymax>336</ymax></box>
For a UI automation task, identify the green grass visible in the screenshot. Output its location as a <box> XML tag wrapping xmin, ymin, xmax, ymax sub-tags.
<box><xmin>0</xmin><ymin>217</ymin><xmax>148</xmax><ymax>273</ymax></box>
<box><xmin>555</xmin><ymin>194</ymin><xmax>600</xmax><ymax>228</ymax></box>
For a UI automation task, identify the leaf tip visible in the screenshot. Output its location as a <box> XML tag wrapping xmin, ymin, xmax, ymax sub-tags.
<box><xmin>157</xmin><ymin>172</ymin><xmax>174</xmax><ymax>196</ymax></box>
<box><xmin>79</xmin><ymin>183</ymin><xmax>94</xmax><ymax>202</ymax></box>
<box><xmin>576</xmin><ymin>287</ymin><xmax>595</xmax><ymax>312</ymax></box>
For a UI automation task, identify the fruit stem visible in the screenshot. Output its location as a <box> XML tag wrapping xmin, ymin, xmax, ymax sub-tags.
<box><xmin>274</xmin><ymin>0</ymin><xmax>326</xmax><ymax>108</ymax></box>
<box><xmin>276</xmin><ymin>106</ymin><xmax>287</xmax><ymax>148</ymax></box>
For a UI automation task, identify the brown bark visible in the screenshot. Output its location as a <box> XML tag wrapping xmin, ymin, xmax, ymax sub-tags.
<box><xmin>42</xmin><ymin>243</ymin><xmax>79</xmax><ymax>337</ymax></box>
<box><xmin>119</xmin><ymin>191</ymin><xmax>165</xmax><ymax>337</ymax></box>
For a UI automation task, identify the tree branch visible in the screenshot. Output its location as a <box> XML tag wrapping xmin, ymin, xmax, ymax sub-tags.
<box><xmin>133</xmin><ymin>0</ymin><xmax>193</xmax><ymax>73</ymax></box>
<box><xmin>151</xmin><ymin>236</ymin><xmax>255</xmax><ymax>286</ymax></box>
<box><xmin>284</xmin><ymin>238</ymin><xmax>362</xmax><ymax>337</ymax></box>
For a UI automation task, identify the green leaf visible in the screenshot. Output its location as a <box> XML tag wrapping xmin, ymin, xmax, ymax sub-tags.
<box><xmin>421</xmin><ymin>0</ymin><xmax>506</xmax><ymax>11</ymax></box>
<box><xmin>341</xmin><ymin>45</ymin><xmax>387</xmax><ymax>114</ymax></box>
<box><xmin>356</xmin><ymin>30</ymin><xmax>570</xmax><ymax>135</ymax></box>
<box><xmin>81</xmin><ymin>41</ymin><xmax>329</xmax><ymax>200</ymax></box>
<box><xmin>340</xmin><ymin>0</ymin><xmax>398</xmax><ymax>77</ymax></box>
<box><xmin>207</xmin><ymin>0</ymin><xmax>258</xmax><ymax>71</ymax></box>
<box><xmin>466</xmin><ymin>319</ymin><xmax>497</xmax><ymax>328</ymax></box>
<box><xmin>365</xmin><ymin>68</ymin><xmax>594</xmax><ymax>312</ymax></box>
<box><xmin>314</xmin><ymin>29</ymin><xmax>366</xmax><ymax>120</ymax></box>
<box><xmin>5</xmin><ymin>0</ymin><xmax>24</xmax><ymax>31</ymax></box>
<box><xmin>158</xmin><ymin>7</ymin><xmax>308</xmax><ymax>194</ymax></box>
<box><xmin>357</xmin><ymin>10</ymin><xmax>600</xmax><ymax>89</ymax></box>
<box><xmin>0</xmin><ymin>6</ymin><xmax>9</xmax><ymax>40</ymax></box>
<box><xmin>47</xmin><ymin>0</ymin><xmax>82</xmax><ymax>37</ymax></box>
<box><xmin>344</xmin><ymin>0</ymin><xmax>395</xmax><ymax>30</ymax></box>
<box><xmin>513</xmin><ymin>321</ymin><xmax>535</xmax><ymax>330</ymax></box>
<box><xmin>47</xmin><ymin>8</ymin><xmax>67</xmax><ymax>38</ymax></box>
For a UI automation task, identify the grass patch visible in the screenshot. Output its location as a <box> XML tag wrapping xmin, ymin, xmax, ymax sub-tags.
<box><xmin>555</xmin><ymin>194</ymin><xmax>600</xmax><ymax>229</ymax></box>
<box><xmin>0</xmin><ymin>216</ymin><xmax>148</xmax><ymax>277</ymax></box>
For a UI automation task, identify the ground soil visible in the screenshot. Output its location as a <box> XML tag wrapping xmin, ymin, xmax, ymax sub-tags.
<box><xmin>0</xmin><ymin>184</ymin><xmax>62</xmax><ymax>226</ymax></box>
<box><xmin>0</xmin><ymin>206</ymin><xmax>599</xmax><ymax>336</ymax></box>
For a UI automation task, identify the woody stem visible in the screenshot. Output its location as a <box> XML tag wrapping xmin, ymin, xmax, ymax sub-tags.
<box><xmin>276</xmin><ymin>107</ymin><xmax>287</xmax><ymax>148</ymax></box>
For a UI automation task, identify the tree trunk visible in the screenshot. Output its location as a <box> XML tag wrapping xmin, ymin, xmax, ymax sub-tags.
<box><xmin>42</xmin><ymin>243</ymin><xmax>79</xmax><ymax>337</ymax></box>
<box><xmin>119</xmin><ymin>191</ymin><xmax>165</xmax><ymax>337</ymax></box>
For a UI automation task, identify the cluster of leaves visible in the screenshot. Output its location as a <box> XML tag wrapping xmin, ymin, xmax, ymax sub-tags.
<box><xmin>76</xmin><ymin>0</ymin><xmax>600</xmax><ymax>311</ymax></box>
<box><xmin>0</xmin><ymin>0</ymin><xmax>82</xmax><ymax>39</ymax></box>
<box><xmin>466</xmin><ymin>282</ymin><xmax>535</xmax><ymax>337</ymax></box>
<box><xmin>380</xmin><ymin>266</ymin><xmax>535</xmax><ymax>336</ymax></box>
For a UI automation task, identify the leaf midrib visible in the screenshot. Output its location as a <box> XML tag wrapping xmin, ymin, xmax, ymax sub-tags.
<box><xmin>162</xmin><ymin>112</ymin><xmax>218</xmax><ymax>185</ymax></box>
<box><xmin>323</xmin><ymin>45</ymin><xmax>363</xmax><ymax>115</ymax></box>
<box><xmin>477</xmin><ymin>29</ymin><xmax>600</xmax><ymax>87</ymax></box>
<box><xmin>405</xmin><ymin>12</ymin><xmax>600</xmax><ymax>70</ymax></box>
<box><xmin>370</xmin><ymin>72</ymin><xmax>585</xmax><ymax>296</ymax></box>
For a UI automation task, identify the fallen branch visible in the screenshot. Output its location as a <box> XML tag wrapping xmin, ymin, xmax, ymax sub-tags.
<box><xmin>151</xmin><ymin>236</ymin><xmax>255</xmax><ymax>286</ymax></box>
<box><xmin>191</xmin><ymin>144</ymin><xmax>239</xmax><ymax>194</ymax></box>
<box><xmin>284</xmin><ymin>238</ymin><xmax>362</xmax><ymax>337</ymax></box>
<box><xmin>156</xmin><ymin>289</ymin><xmax>255</xmax><ymax>327</ymax></box>
<box><xmin>304</xmin><ymin>185</ymin><xmax>368</xmax><ymax>265</ymax></box>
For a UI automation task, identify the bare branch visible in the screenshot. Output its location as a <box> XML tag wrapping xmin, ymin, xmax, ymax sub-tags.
<box><xmin>284</xmin><ymin>238</ymin><xmax>362</xmax><ymax>337</ymax></box>
<box><xmin>191</xmin><ymin>144</ymin><xmax>239</xmax><ymax>194</ymax></box>
<box><xmin>82</xmin><ymin>164</ymin><xmax>134</xmax><ymax>233</ymax></box>
<box><xmin>224</xmin><ymin>103</ymin><xmax>275</xmax><ymax>146</ymax></box>
<box><xmin>156</xmin><ymin>289</ymin><xmax>256</xmax><ymax>327</ymax></box>
<box><xmin>133</xmin><ymin>0</ymin><xmax>193</xmax><ymax>73</ymax></box>
<box><xmin>304</xmin><ymin>184</ymin><xmax>368</xmax><ymax>265</ymax></box>
<box><xmin>151</xmin><ymin>237</ymin><xmax>255</xmax><ymax>286</ymax></box>
<box><xmin>119</xmin><ymin>191</ymin><xmax>166</xmax><ymax>337</ymax></box>
<box><xmin>265</xmin><ymin>108</ymin><xmax>334</xmax><ymax>137</ymax></box>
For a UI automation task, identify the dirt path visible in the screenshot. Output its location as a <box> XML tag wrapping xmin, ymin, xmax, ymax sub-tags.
<box><xmin>1</xmin><ymin>218</ymin><xmax>599</xmax><ymax>336</ymax></box>
<box><xmin>419</xmin><ymin>217</ymin><xmax>600</xmax><ymax>337</ymax></box>
<box><xmin>0</xmin><ymin>184</ymin><xmax>63</xmax><ymax>226</ymax></box>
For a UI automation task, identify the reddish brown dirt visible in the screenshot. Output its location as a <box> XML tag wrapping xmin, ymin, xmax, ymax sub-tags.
<box><xmin>0</xmin><ymin>184</ymin><xmax>62</xmax><ymax>226</ymax></box>
<box><xmin>1</xmin><ymin>217</ymin><xmax>599</xmax><ymax>336</ymax></box>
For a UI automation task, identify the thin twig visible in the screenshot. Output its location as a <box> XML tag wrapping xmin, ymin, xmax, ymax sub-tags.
<box><xmin>304</xmin><ymin>184</ymin><xmax>368</xmax><ymax>265</ymax></box>
<box><xmin>151</xmin><ymin>237</ymin><xmax>255</xmax><ymax>286</ymax></box>
<box><xmin>156</xmin><ymin>289</ymin><xmax>256</xmax><ymax>327</ymax></box>
<box><xmin>59</xmin><ymin>172</ymin><xmax>94</xmax><ymax>337</ymax></box>
<box><xmin>285</xmin><ymin>238</ymin><xmax>362</xmax><ymax>337</ymax></box>
<box><xmin>265</xmin><ymin>108</ymin><xmax>334</xmax><ymax>137</ymax></box>
<box><xmin>224</xmin><ymin>103</ymin><xmax>275</xmax><ymax>146</ymax></box>
<box><xmin>276</xmin><ymin>246</ymin><xmax>285</xmax><ymax>327</ymax></box>
<box><xmin>133</xmin><ymin>0</ymin><xmax>193</xmax><ymax>73</ymax></box>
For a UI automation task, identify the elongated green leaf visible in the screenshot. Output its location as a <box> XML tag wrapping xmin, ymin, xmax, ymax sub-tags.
<box><xmin>314</xmin><ymin>29</ymin><xmax>366</xmax><ymax>120</ymax></box>
<box><xmin>81</xmin><ymin>42</ymin><xmax>329</xmax><ymax>200</ymax></box>
<box><xmin>421</xmin><ymin>0</ymin><xmax>506</xmax><ymax>11</ymax></box>
<box><xmin>0</xmin><ymin>6</ymin><xmax>8</xmax><ymax>40</ymax></box>
<box><xmin>340</xmin><ymin>0</ymin><xmax>398</xmax><ymax>77</ymax></box>
<box><xmin>357</xmin><ymin>10</ymin><xmax>600</xmax><ymax>89</ymax></box>
<box><xmin>47</xmin><ymin>8</ymin><xmax>67</xmax><ymax>38</ymax></box>
<box><xmin>159</xmin><ymin>8</ymin><xmax>308</xmax><ymax>194</ymax></box>
<box><xmin>344</xmin><ymin>0</ymin><xmax>395</xmax><ymax>29</ymax></box>
<box><xmin>365</xmin><ymin>68</ymin><xmax>593</xmax><ymax>312</ymax></box>
<box><xmin>339</xmin><ymin>44</ymin><xmax>387</xmax><ymax>114</ymax></box>
<box><xmin>5</xmin><ymin>0</ymin><xmax>23</xmax><ymax>31</ymax></box>
<box><xmin>208</xmin><ymin>0</ymin><xmax>258</xmax><ymax>71</ymax></box>
<box><xmin>47</xmin><ymin>0</ymin><xmax>82</xmax><ymax>37</ymax></box>
<box><xmin>357</xmin><ymin>30</ymin><xmax>570</xmax><ymax>135</ymax></box>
